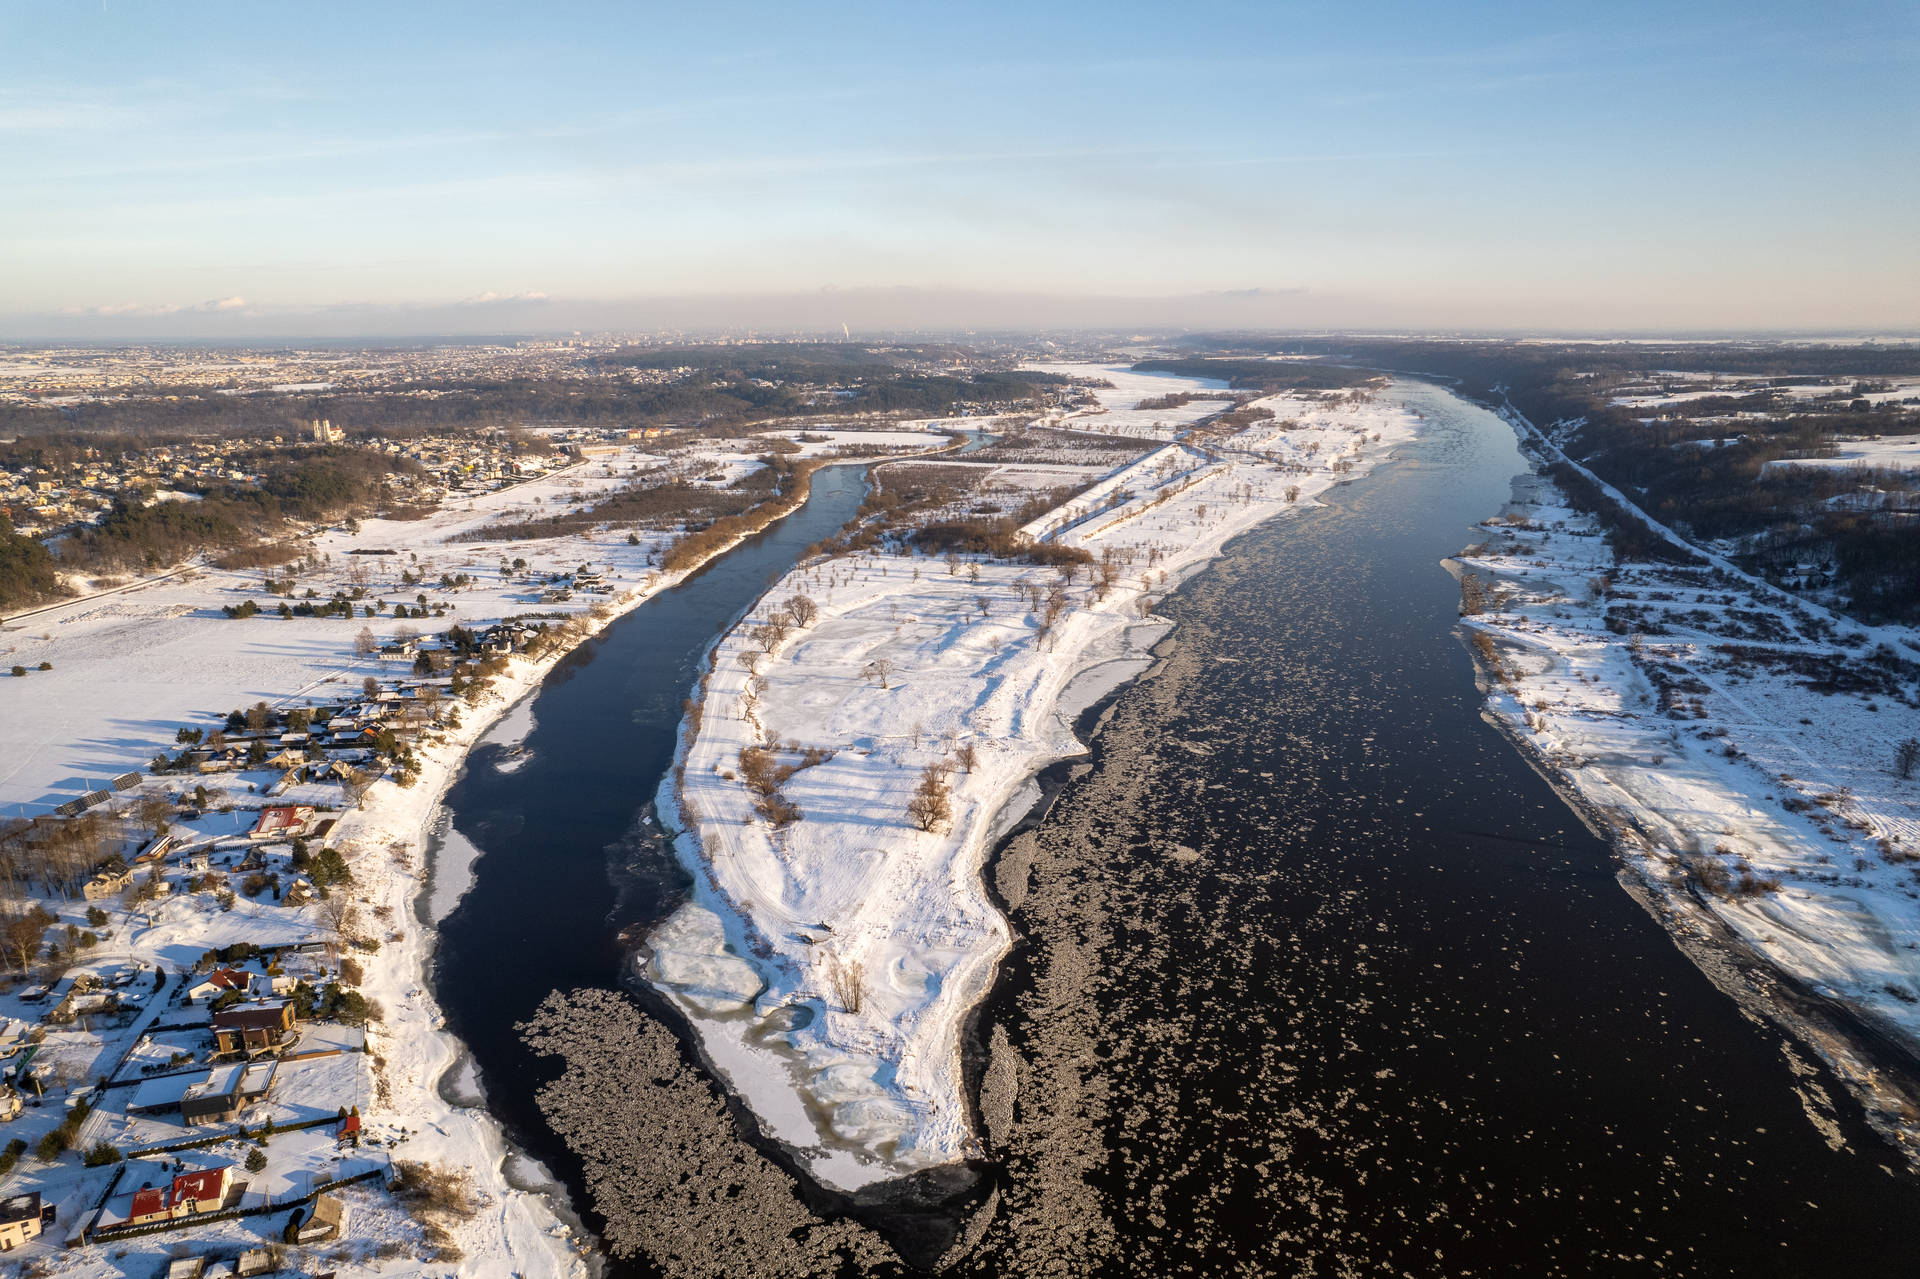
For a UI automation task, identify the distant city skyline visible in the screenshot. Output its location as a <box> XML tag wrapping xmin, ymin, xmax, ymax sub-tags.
<box><xmin>3</xmin><ymin>0</ymin><xmax>1915</xmax><ymax>336</ymax></box>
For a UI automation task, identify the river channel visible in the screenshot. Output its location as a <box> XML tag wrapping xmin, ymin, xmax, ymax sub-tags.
<box><xmin>433</xmin><ymin>389</ymin><xmax>1918</xmax><ymax>1276</ymax></box>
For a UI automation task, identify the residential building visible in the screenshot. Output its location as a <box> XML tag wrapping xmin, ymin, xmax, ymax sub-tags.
<box><xmin>0</xmin><ymin>1192</ymin><xmax>47</xmax><ymax>1251</ymax></box>
<box><xmin>126</xmin><ymin>1165</ymin><xmax>234</xmax><ymax>1225</ymax></box>
<box><xmin>211</xmin><ymin>1000</ymin><xmax>295</xmax><ymax>1056</ymax></box>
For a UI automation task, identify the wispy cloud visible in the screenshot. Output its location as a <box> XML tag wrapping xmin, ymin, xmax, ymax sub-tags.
<box><xmin>458</xmin><ymin>291</ymin><xmax>549</xmax><ymax>306</ymax></box>
<box><xmin>56</xmin><ymin>296</ymin><xmax>250</xmax><ymax>317</ymax></box>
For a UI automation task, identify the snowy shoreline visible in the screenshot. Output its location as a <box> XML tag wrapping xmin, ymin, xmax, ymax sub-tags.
<box><xmin>646</xmin><ymin>367</ymin><xmax>1426</xmax><ymax>1191</ymax></box>
<box><xmin>1453</xmin><ymin>426</ymin><xmax>1920</xmax><ymax>1165</ymax></box>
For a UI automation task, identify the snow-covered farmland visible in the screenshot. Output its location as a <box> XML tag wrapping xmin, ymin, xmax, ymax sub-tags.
<box><xmin>650</xmin><ymin>367</ymin><xmax>1422</xmax><ymax>1188</ymax></box>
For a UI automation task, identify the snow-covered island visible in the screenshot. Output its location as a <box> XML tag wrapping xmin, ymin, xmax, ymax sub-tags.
<box><xmin>1455</xmin><ymin>408</ymin><xmax>1920</xmax><ymax>1162</ymax></box>
<box><xmin>649</xmin><ymin>365</ymin><xmax>1424</xmax><ymax>1188</ymax></box>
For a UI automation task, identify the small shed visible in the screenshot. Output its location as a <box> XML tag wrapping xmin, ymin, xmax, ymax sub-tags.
<box><xmin>294</xmin><ymin>1191</ymin><xmax>348</xmax><ymax>1243</ymax></box>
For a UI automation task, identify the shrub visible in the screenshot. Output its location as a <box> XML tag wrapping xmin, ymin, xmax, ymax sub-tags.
<box><xmin>36</xmin><ymin>661</ymin><xmax>50</xmax><ymax>671</ymax></box>
<box><xmin>8</xmin><ymin>666</ymin><xmax>23</xmax><ymax>678</ymax></box>
<box><xmin>82</xmin><ymin>1141</ymin><xmax>121</xmax><ymax>1167</ymax></box>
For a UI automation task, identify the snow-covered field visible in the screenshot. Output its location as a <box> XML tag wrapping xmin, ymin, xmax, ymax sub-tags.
<box><xmin>1768</xmin><ymin>434</ymin><xmax>1920</xmax><ymax>472</ymax></box>
<box><xmin>1022</xmin><ymin>362</ymin><xmax>1234</xmax><ymax>440</ymax></box>
<box><xmin>760</xmin><ymin>426</ymin><xmax>956</xmax><ymax>457</ymax></box>
<box><xmin>1609</xmin><ymin>376</ymin><xmax>1920</xmax><ymax>411</ymax></box>
<box><xmin>0</xmin><ymin>449</ymin><xmax>683</xmax><ymax>816</ymax></box>
<box><xmin>650</xmin><ymin>366</ymin><xmax>1423</xmax><ymax>1189</ymax></box>
<box><xmin>1457</xmin><ymin>436</ymin><xmax>1920</xmax><ymax>1160</ymax></box>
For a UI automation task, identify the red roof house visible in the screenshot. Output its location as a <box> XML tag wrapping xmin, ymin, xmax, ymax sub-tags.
<box><xmin>248</xmin><ymin>806</ymin><xmax>314</xmax><ymax>839</ymax></box>
<box><xmin>125</xmin><ymin>1165</ymin><xmax>234</xmax><ymax>1225</ymax></box>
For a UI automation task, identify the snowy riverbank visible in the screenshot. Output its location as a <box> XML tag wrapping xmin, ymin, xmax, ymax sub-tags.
<box><xmin>1455</xmin><ymin>447</ymin><xmax>1920</xmax><ymax>1163</ymax></box>
<box><xmin>649</xmin><ymin>368</ymin><xmax>1426</xmax><ymax>1189</ymax></box>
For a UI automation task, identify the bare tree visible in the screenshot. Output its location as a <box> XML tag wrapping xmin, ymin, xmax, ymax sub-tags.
<box><xmin>906</xmin><ymin>762</ymin><xmax>952</xmax><ymax>832</ymax></box>
<box><xmin>1898</xmin><ymin>737</ymin><xmax>1920</xmax><ymax>780</ymax></box>
<box><xmin>825</xmin><ymin>953</ymin><xmax>865</xmax><ymax>1014</ymax></box>
<box><xmin>341</xmin><ymin>767</ymin><xmax>376</xmax><ymax>810</ymax></box>
<box><xmin>318</xmin><ymin>891</ymin><xmax>359</xmax><ymax>941</ymax></box>
<box><xmin>955</xmin><ymin>742</ymin><xmax>977</xmax><ymax>774</ymax></box>
<box><xmin>786</xmin><ymin>594</ymin><xmax>818</xmax><ymax>628</ymax></box>
<box><xmin>864</xmin><ymin>658</ymin><xmax>895</xmax><ymax>690</ymax></box>
<box><xmin>354</xmin><ymin>626</ymin><xmax>378</xmax><ymax>657</ymax></box>
<box><xmin>1284</xmin><ymin>484</ymin><xmax>1301</xmax><ymax>503</ymax></box>
<box><xmin>752</xmin><ymin>612</ymin><xmax>793</xmax><ymax>655</ymax></box>
<box><xmin>0</xmin><ymin>907</ymin><xmax>52</xmax><ymax>973</ymax></box>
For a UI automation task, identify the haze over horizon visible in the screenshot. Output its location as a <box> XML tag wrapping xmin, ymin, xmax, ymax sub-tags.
<box><xmin>4</xmin><ymin>0</ymin><xmax>1915</xmax><ymax>339</ymax></box>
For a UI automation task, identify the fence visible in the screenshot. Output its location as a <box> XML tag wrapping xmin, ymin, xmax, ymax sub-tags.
<box><xmin>82</xmin><ymin>1166</ymin><xmax>385</xmax><ymax>1246</ymax></box>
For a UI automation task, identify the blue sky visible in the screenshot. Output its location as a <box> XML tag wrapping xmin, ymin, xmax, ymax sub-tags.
<box><xmin>2</xmin><ymin>0</ymin><xmax>1915</xmax><ymax>334</ymax></box>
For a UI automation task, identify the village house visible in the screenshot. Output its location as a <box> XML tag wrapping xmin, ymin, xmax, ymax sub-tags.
<box><xmin>0</xmin><ymin>1191</ymin><xmax>49</xmax><ymax>1251</ymax></box>
<box><xmin>248</xmin><ymin>805</ymin><xmax>314</xmax><ymax>840</ymax></box>
<box><xmin>210</xmin><ymin>1000</ymin><xmax>295</xmax><ymax>1056</ymax></box>
<box><xmin>125</xmin><ymin>1165</ymin><xmax>235</xmax><ymax>1225</ymax></box>
<box><xmin>186</xmin><ymin>967</ymin><xmax>293</xmax><ymax>1004</ymax></box>
<box><xmin>81</xmin><ymin>866</ymin><xmax>133</xmax><ymax>901</ymax></box>
<box><xmin>128</xmin><ymin>1061</ymin><xmax>275</xmax><ymax>1126</ymax></box>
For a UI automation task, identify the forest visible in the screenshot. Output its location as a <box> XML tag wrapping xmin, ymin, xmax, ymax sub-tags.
<box><xmin>51</xmin><ymin>448</ymin><xmax>422</xmax><ymax>579</ymax></box>
<box><xmin>0</xmin><ymin>511</ymin><xmax>58</xmax><ymax>610</ymax></box>
<box><xmin>1176</xmin><ymin>336</ymin><xmax>1920</xmax><ymax>622</ymax></box>
<box><xmin>0</xmin><ymin>346</ymin><xmax>1068</xmax><ymax>441</ymax></box>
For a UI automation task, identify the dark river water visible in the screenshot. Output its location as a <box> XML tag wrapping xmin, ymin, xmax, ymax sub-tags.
<box><xmin>430</xmin><ymin>463</ymin><xmax>876</xmax><ymax>1222</ymax></box>
<box><xmin>433</xmin><ymin>396</ymin><xmax>1918</xmax><ymax>1276</ymax></box>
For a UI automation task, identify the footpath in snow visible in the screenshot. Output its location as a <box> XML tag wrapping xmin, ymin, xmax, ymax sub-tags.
<box><xmin>649</xmin><ymin>366</ymin><xmax>1424</xmax><ymax>1189</ymax></box>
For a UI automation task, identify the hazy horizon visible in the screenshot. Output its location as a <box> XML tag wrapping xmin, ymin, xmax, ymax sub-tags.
<box><xmin>4</xmin><ymin>0</ymin><xmax>1915</xmax><ymax>338</ymax></box>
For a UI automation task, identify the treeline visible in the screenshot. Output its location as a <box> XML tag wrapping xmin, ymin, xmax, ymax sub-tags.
<box><xmin>1130</xmin><ymin>358</ymin><xmax>1378</xmax><ymax>393</ymax></box>
<box><xmin>1539</xmin><ymin>461</ymin><xmax>1703</xmax><ymax>565</ymax></box>
<box><xmin>596</xmin><ymin>341</ymin><xmax>937</xmax><ymax>379</ymax></box>
<box><xmin>1174</xmin><ymin>335</ymin><xmax>1920</xmax><ymax>392</ymax></box>
<box><xmin>0</xmin><ymin>511</ymin><xmax>59</xmax><ymax>610</ymax></box>
<box><xmin>658</xmin><ymin>455</ymin><xmax>824</xmax><ymax>573</ymax></box>
<box><xmin>912</xmin><ymin>517</ymin><xmax>1094</xmax><ymax>567</ymax></box>
<box><xmin>0</xmin><ymin>362</ymin><xmax>1065</xmax><ymax>442</ymax></box>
